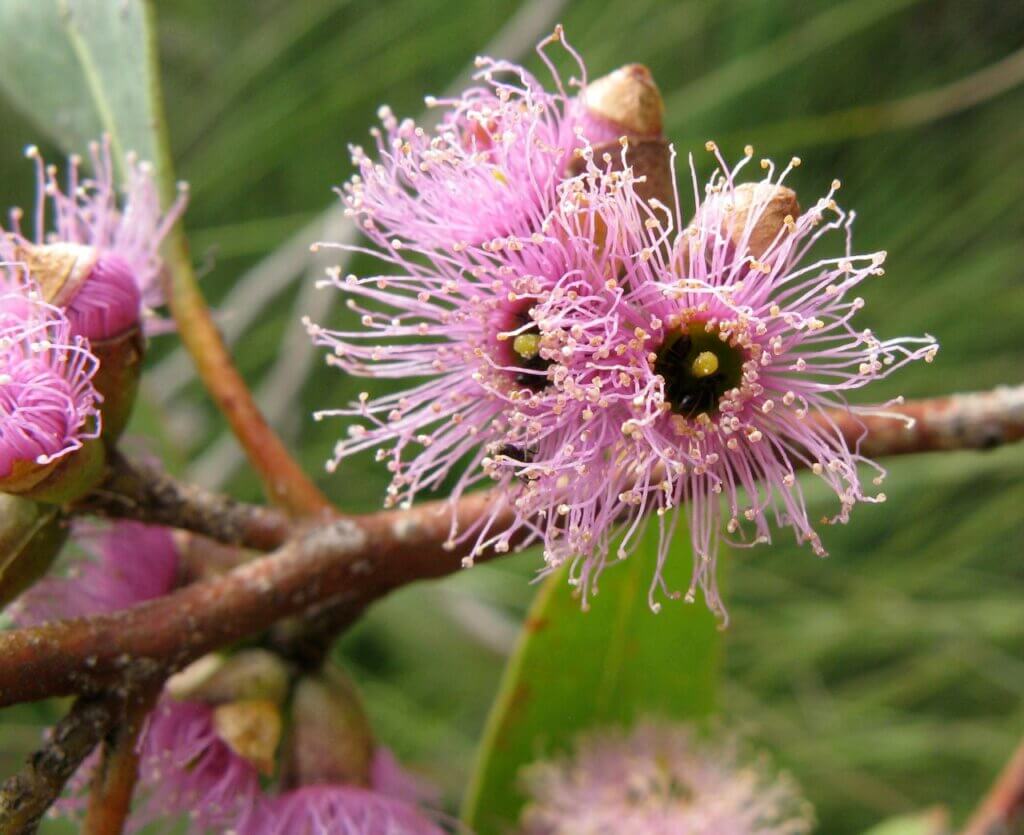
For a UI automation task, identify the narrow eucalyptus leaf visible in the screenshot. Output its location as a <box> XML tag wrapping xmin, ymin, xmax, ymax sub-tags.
<box><xmin>461</xmin><ymin>523</ymin><xmax>722</xmax><ymax>834</ymax></box>
<box><xmin>0</xmin><ymin>0</ymin><xmax>164</xmax><ymax>181</ymax></box>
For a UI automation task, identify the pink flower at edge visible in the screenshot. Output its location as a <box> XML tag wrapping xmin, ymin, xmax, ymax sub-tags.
<box><xmin>1</xmin><ymin>137</ymin><xmax>187</xmax><ymax>341</ymax></box>
<box><xmin>0</xmin><ymin>269</ymin><xmax>101</xmax><ymax>484</ymax></box>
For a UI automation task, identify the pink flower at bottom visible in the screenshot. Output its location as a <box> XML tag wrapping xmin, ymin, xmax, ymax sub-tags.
<box><xmin>519</xmin><ymin>722</ymin><xmax>813</xmax><ymax>835</ymax></box>
<box><xmin>133</xmin><ymin>700</ymin><xmax>443</xmax><ymax>835</ymax></box>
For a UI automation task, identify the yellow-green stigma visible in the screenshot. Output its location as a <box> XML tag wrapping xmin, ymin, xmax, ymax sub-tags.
<box><xmin>691</xmin><ymin>351</ymin><xmax>719</xmax><ymax>379</ymax></box>
<box><xmin>505</xmin><ymin>316</ymin><xmax>550</xmax><ymax>392</ymax></box>
<box><xmin>654</xmin><ymin>326</ymin><xmax>744</xmax><ymax>417</ymax></box>
<box><xmin>513</xmin><ymin>332</ymin><xmax>542</xmax><ymax>360</ymax></box>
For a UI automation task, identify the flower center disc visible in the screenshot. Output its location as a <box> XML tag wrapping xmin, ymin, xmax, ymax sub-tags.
<box><xmin>654</xmin><ymin>325</ymin><xmax>744</xmax><ymax>417</ymax></box>
<box><xmin>505</xmin><ymin>304</ymin><xmax>552</xmax><ymax>391</ymax></box>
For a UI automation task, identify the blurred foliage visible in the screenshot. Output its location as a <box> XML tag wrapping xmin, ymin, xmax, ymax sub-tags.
<box><xmin>0</xmin><ymin>0</ymin><xmax>1022</xmax><ymax>832</ymax></box>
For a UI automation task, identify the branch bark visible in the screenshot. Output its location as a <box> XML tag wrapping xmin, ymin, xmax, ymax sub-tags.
<box><xmin>82</xmin><ymin>683</ymin><xmax>162</xmax><ymax>835</ymax></box>
<box><xmin>0</xmin><ymin>696</ymin><xmax>122</xmax><ymax>834</ymax></box>
<box><xmin>1</xmin><ymin>385</ymin><xmax>1021</xmax><ymax>708</ymax></box>
<box><xmin>76</xmin><ymin>451</ymin><xmax>292</xmax><ymax>552</ymax></box>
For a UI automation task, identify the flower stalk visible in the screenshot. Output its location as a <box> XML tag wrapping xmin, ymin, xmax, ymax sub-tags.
<box><xmin>163</xmin><ymin>230</ymin><xmax>333</xmax><ymax>518</ymax></box>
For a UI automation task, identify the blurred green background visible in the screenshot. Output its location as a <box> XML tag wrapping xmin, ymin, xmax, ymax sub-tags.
<box><xmin>1</xmin><ymin>1</ymin><xmax>1022</xmax><ymax>832</ymax></box>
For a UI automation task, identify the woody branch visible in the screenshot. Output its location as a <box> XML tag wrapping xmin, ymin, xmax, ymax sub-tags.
<box><xmin>0</xmin><ymin>383</ymin><xmax>1020</xmax><ymax>708</ymax></box>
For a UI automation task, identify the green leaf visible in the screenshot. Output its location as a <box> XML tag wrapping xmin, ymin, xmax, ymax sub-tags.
<box><xmin>461</xmin><ymin>524</ymin><xmax>722</xmax><ymax>834</ymax></box>
<box><xmin>0</xmin><ymin>0</ymin><xmax>167</xmax><ymax>185</ymax></box>
<box><xmin>861</xmin><ymin>809</ymin><xmax>950</xmax><ymax>835</ymax></box>
<box><xmin>0</xmin><ymin>495</ymin><xmax>66</xmax><ymax>609</ymax></box>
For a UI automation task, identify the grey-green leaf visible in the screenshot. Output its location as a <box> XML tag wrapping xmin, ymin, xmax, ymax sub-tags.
<box><xmin>0</xmin><ymin>0</ymin><xmax>164</xmax><ymax>180</ymax></box>
<box><xmin>861</xmin><ymin>809</ymin><xmax>950</xmax><ymax>835</ymax></box>
<box><xmin>461</xmin><ymin>524</ymin><xmax>722</xmax><ymax>834</ymax></box>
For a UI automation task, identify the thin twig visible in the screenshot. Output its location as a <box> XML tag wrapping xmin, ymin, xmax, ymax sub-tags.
<box><xmin>3</xmin><ymin>385</ymin><xmax>1021</xmax><ymax>707</ymax></box>
<box><xmin>82</xmin><ymin>684</ymin><xmax>162</xmax><ymax>835</ymax></box>
<box><xmin>75</xmin><ymin>451</ymin><xmax>293</xmax><ymax>552</ymax></box>
<box><xmin>961</xmin><ymin>736</ymin><xmax>1024</xmax><ymax>835</ymax></box>
<box><xmin>163</xmin><ymin>229</ymin><xmax>333</xmax><ymax>517</ymax></box>
<box><xmin>0</xmin><ymin>695</ymin><xmax>122</xmax><ymax>834</ymax></box>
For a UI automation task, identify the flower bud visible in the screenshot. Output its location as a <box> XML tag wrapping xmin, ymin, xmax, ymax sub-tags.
<box><xmin>701</xmin><ymin>182</ymin><xmax>801</xmax><ymax>259</ymax></box>
<box><xmin>1</xmin><ymin>280</ymin><xmax>106</xmax><ymax>503</ymax></box>
<box><xmin>212</xmin><ymin>698</ymin><xmax>283</xmax><ymax>776</ymax></box>
<box><xmin>580</xmin><ymin>64</ymin><xmax>664</xmax><ymax>142</ymax></box>
<box><xmin>13</xmin><ymin>242</ymin><xmax>142</xmax><ymax>342</ymax></box>
<box><xmin>0</xmin><ymin>495</ymin><xmax>66</xmax><ymax>608</ymax></box>
<box><xmin>12</xmin><ymin>242</ymin><xmax>147</xmax><ymax>441</ymax></box>
<box><xmin>167</xmin><ymin>648</ymin><xmax>291</xmax><ymax>705</ymax></box>
<box><xmin>282</xmin><ymin>667</ymin><xmax>375</xmax><ymax>789</ymax></box>
<box><xmin>567</xmin><ymin>137</ymin><xmax>676</xmax><ymax>214</ymax></box>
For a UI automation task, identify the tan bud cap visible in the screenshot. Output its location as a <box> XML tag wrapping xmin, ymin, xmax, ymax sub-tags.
<box><xmin>167</xmin><ymin>649</ymin><xmax>291</xmax><ymax>705</ymax></box>
<box><xmin>12</xmin><ymin>242</ymin><xmax>98</xmax><ymax>307</ymax></box>
<box><xmin>583</xmin><ymin>64</ymin><xmax>664</xmax><ymax>137</ymax></box>
<box><xmin>723</xmin><ymin>182</ymin><xmax>800</xmax><ymax>258</ymax></box>
<box><xmin>212</xmin><ymin>698</ymin><xmax>283</xmax><ymax>776</ymax></box>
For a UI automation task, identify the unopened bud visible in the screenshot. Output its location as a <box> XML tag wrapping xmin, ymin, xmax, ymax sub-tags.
<box><xmin>14</xmin><ymin>242</ymin><xmax>142</xmax><ymax>342</ymax></box>
<box><xmin>704</xmin><ymin>182</ymin><xmax>801</xmax><ymax>259</ymax></box>
<box><xmin>0</xmin><ymin>495</ymin><xmax>66</xmax><ymax>608</ymax></box>
<box><xmin>167</xmin><ymin>648</ymin><xmax>291</xmax><ymax>705</ymax></box>
<box><xmin>568</xmin><ymin>138</ymin><xmax>676</xmax><ymax>213</ymax></box>
<box><xmin>581</xmin><ymin>64</ymin><xmax>664</xmax><ymax>141</ymax></box>
<box><xmin>212</xmin><ymin>698</ymin><xmax>283</xmax><ymax>776</ymax></box>
<box><xmin>282</xmin><ymin>667</ymin><xmax>375</xmax><ymax>789</ymax></box>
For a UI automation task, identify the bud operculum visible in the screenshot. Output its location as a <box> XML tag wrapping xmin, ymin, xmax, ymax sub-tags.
<box><xmin>212</xmin><ymin>699</ymin><xmax>283</xmax><ymax>776</ymax></box>
<box><xmin>573</xmin><ymin>65</ymin><xmax>673</xmax><ymax>212</ymax></box>
<box><xmin>15</xmin><ymin>243</ymin><xmax>142</xmax><ymax>342</ymax></box>
<box><xmin>581</xmin><ymin>64</ymin><xmax>664</xmax><ymax>139</ymax></box>
<box><xmin>167</xmin><ymin>649</ymin><xmax>292</xmax><ymax>706</ymax></box>
<box><xmin>282</xmin><ymin>668</ymin><xmax>375</xmax><ymax>789</ymax></box>
<box><xmin>720</xmin><ymin>182</ymin><xmax>800</xmax><ymax>259</ymax></box>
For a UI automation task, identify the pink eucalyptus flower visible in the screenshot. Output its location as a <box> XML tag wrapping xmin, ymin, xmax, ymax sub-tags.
<box><xmin>340</xmin><ymin>27</ymin><xmax>623</xmax><ymax>254</ymax></box>
<box><xmin>135</xmin><ymin>699</ymin><xmax>442</xmax><ymax>835</ymax></box>
<box><xmin>2</xmin><ymin>138</ymin><xmax>187</xmax><ymax>340</ymax></box>
<box><xmin>311</xmin><ymin>31</ymin><xmax>935</xmax><ymax>615</ymax></box>
<box><xmin>0</xmin><ymin>271</ymin><xmax>101</xmax><ymax>484</ymax></box>
<box><xmin>494</xmin><ymin>146</ymin><xmax>938</xmax><ymax>615</ymax></box>
<box><xmin>519</xmin><ymin>722</ymin><xmax>813</xmax><ymax>835</ymax></box>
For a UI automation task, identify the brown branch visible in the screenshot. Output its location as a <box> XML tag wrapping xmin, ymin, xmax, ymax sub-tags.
<box><xmin>0</xmin><ymin>494</ymin><xmax>499</xmax><ymax>706</ymax></box>
<box><xmin>2</xmin><ymin>385</ymin><xmax>1021</xmax><ymax>708</ymax></box>
<box><xmin>0</xmin><ymin>695</ymin><xmax>122</xmax><ymax>834</ymax></box>
<box><xmin>76</xmin><ymin>451</ymin><xmax>293</xmax><ymax>552</ymax></box>
<box><xmin>82</xmin><ymin>385</ymin><xmax>1024</xmax><ymax>552</ymax></box>
<box><xmin>82</xmin><ymin>683</ymin><xmax>162</xmax><ymax>835</ymax></box>
<box><xmin>961</xmin><ymin>735</ymin><xmax>1024</xmax><ymax>835</ymax></box>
